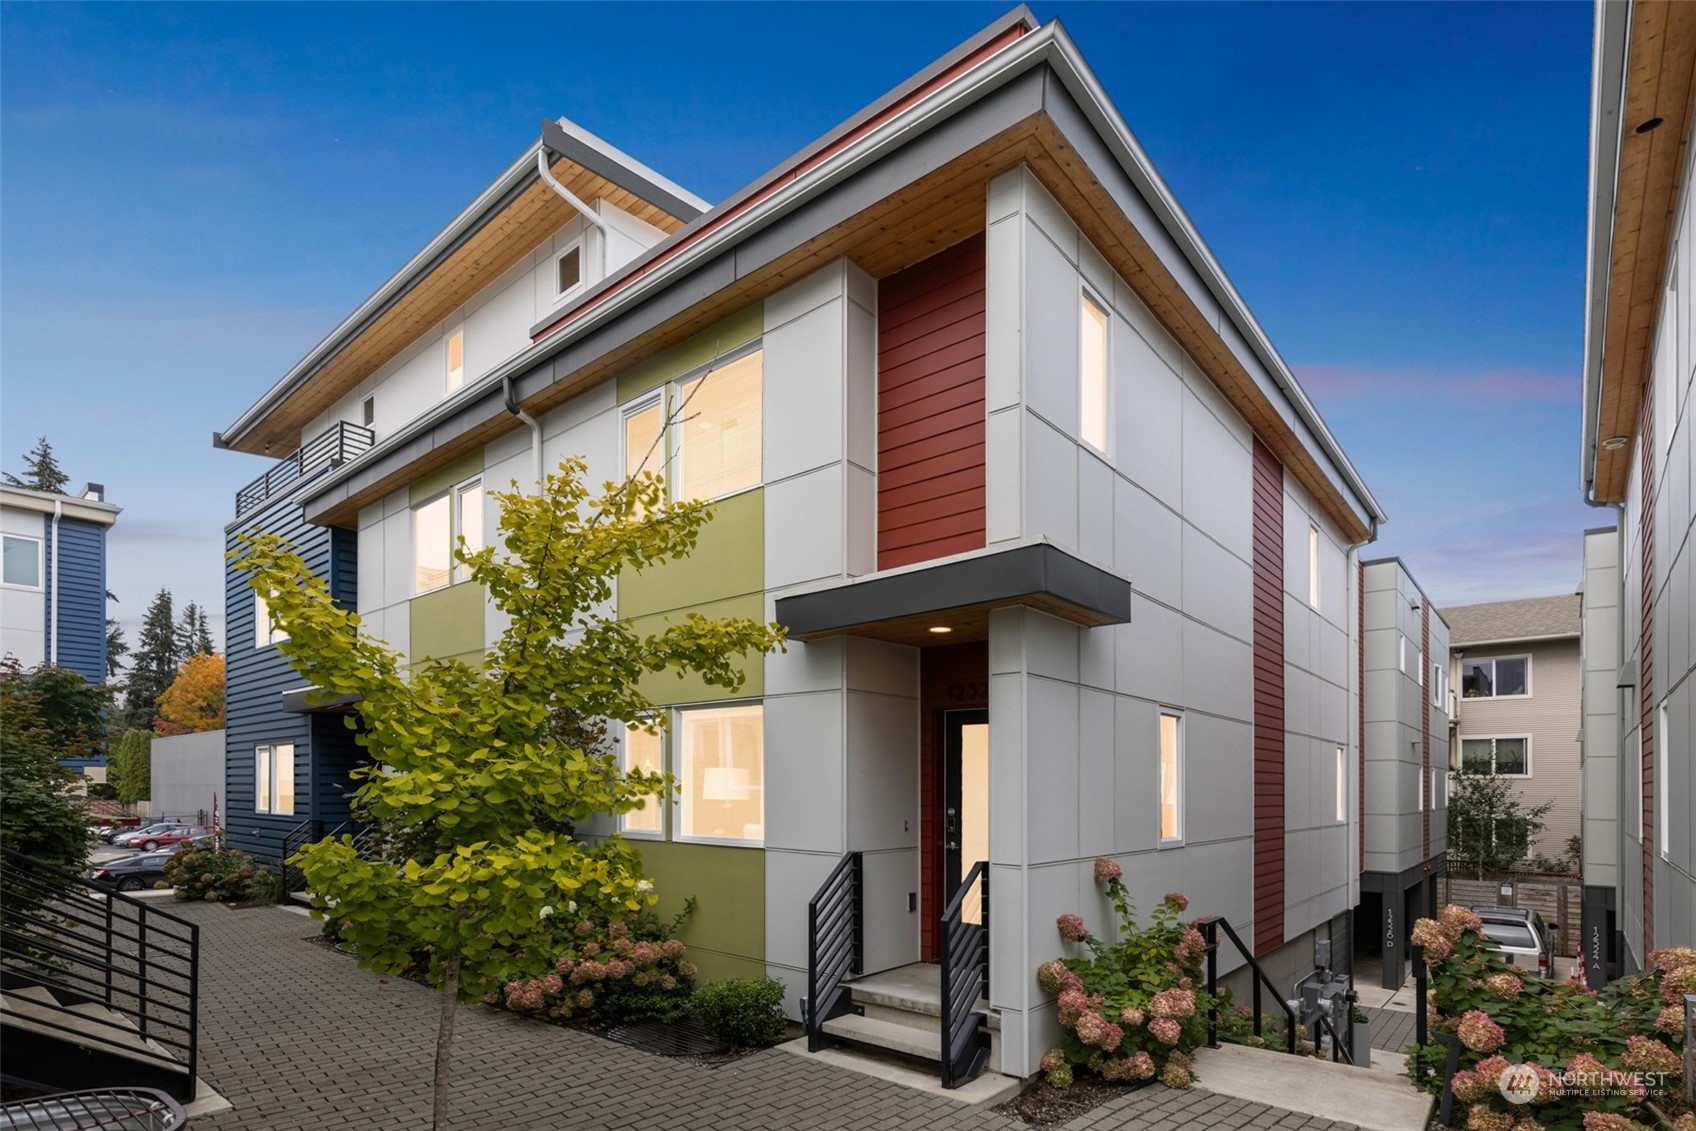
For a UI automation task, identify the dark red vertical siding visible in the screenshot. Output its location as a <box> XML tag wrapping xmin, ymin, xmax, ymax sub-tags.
<box><xmin>1358</xmin><ymin>561</ymin><xmax>1366</xmax><ymax>867</ymax></box>
<box><xmin>1421</xmin><ymin>603</ymin><xmax>1431</xmax><ymax>860</ymax></box>
<box><xmin>877</xmin><ymin>234</ymin><xmax>986</xmax><ymax>571</ymax></box>
<box><xmin>918</xmin><ymin>643</ymin><xmax>988</xmax><ymax>961</ymax></box>
<box><xmin>1251</xmin><ymin>438</ymin><xmax>1286</xmax><ymax>956</ymax></box>
<box><xmin>1640</xmin><ymin>392</ymin><xmax>1655</xmax><ymax>952</ymax></box>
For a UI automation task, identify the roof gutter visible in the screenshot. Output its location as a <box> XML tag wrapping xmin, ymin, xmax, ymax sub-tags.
<box><xmin>1580</xmin><ymin>0</ymin><xmax>1632</xmax><ymax>502</ymax></box>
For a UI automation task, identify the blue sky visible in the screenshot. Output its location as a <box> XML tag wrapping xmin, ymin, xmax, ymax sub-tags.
<box><xmin>0</xmin><ymin>2</ymin><xmax>1594</xmax><ymax>651</ymax></box>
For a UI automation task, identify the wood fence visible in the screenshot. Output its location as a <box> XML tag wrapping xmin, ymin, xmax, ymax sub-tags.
<box><xmin>1439</xmin><ymin>874</ymin><xmax>1582</xmax><ymax>958</ymax></box>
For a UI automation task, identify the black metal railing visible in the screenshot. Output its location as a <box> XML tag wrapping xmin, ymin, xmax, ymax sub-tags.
<box><xmin>805</xmin><ymin>851</ymin><xmax>863</xmax><ymax>1053</ymax></box>
<box><xmin>938</xmin><ymin>862</ymin><xmax>991</xmax><ymax>1089</ymax></box>
<box><xmin>0</xmin><ymin>848</ymin><xmax>198</xmax><ymax>1101</ymax></box>
<box><xmin>278</xmin><ymin>820</ymin><xmax>315</xmax><ymax>893</ymax></box>
<box><xmin>0</xmin><ymin>1087</ymin><xmax>186</xmax><ymax>1130</ymax></box>
<box><xmin>1196</xmin><ymin>915</ymin><xmax>1299</xmax><ymax>1055</ymax></box>
<box><xmin>234</xmin><ymin>420</ymin><xmax>374</xmax><ymax>518</ymax></box>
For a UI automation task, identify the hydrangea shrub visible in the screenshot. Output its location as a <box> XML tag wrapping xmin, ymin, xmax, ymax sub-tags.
<box><xmin>1408</xmin><ymin>905</ymin><xmax>1691</xmax><ymax>1131</ymax></box>
<box><xmin>496</xmin><ymin>912</ymin><xmax>697</xmax><ymax>1027</ymax></box>
<box><xmin>1035</xmin><ymin>858</ymin><xmax>1230</xmax><ymax>1090</ymax></box>
<box><xmin>162</xmin><ymin>847</ymin><xmax>272</xmax><ymax>903</ymax></box>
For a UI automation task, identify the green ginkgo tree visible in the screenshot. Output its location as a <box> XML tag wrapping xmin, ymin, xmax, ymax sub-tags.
<box><xmin>229</xmin><ymin>456</ymin><xmax>784</xmax><ymax>1130</ymax></box>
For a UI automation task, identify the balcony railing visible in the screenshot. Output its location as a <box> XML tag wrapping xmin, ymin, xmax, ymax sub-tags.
<box><xmin>235</xmin><ymin>421</ymin><xmax>374</xmax><ymax>519</ymax></box>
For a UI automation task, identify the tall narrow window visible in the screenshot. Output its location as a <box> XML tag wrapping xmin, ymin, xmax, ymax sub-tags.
<box><xmin>676</xmin><ymin>351</ymin><xmax>762</xmax><ymax>501</ymax></box>
<box><xmin>1159</xmin><ymin>712</ymin><xmax>1182</xmax><ymax>843</ymax></box>
<box><xmin>624</xmin><ymin>397</ymin><xmax>665</xmax><ymax>482</ymax></box>
<box><xmin>254</xmin><ymin>590</ymin><xmax>289</xmax><ymax>648</ymax></box>
<box><xmin>1638</xmin><ymin>731</ymin><xmax>1647</xmax><ymax>841</ymax></box>
<box><xmin>556</xmin><ymin>244</ymin><xmax>583</xmax><ymax>298</ymax></box>
<box><xmin>1335</xmin><ymin>745</ymin><xmax>1346</xmax><ymax>822</ymax></box>
<box><xmin>1080</xmin><ymin>293</ymin><xmax>1110</xmax><ymax>453</ymax></box>
<box><xmin>413</xmin><ymin>494</ymin><xmax>452</xmax><ymax>593</ymax></box>
<box><xmin>454</xmin><ymin>479</ymin><xmax>484</xmax><ymax>583</ymax></box>
<box><xmin>1399</xmin><ymin>635</ymin><xmax>1407</xmax><ymax>674</ymax></box>
<box><xmin>1657</xmin><ymin>702</ymin><xmax>1669</xmax><ymax>858</ymax></box>
<box><xmin>1418</xmin><ymin>651</ymin><xmax>1425</xmax><ymax>687</ymax></box>
<box><xmin>255</xmin><ymin>744</ymin><xmax>295</xmax><ymax>815</ymax></box>
<box><xmin>1308</xmin><ymin>525</ymin><xmax>1321</xmax><ymax>608</ymax></box>
<box><xmin>678</xmin><ymin>704</ymin><xmax>763</xmax><ymax>844</ymax></box>
<box><xmin>622</xmin><ymin>723</ymin><xmax>664</xmax><ymax>836</ymax></box>
<box><xmin>446</xmin><ymin>330</ymin><xmax>465</xmax><ymax>393</ymax></box>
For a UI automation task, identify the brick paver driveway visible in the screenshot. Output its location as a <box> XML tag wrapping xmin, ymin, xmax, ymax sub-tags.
<box><xmin>185</xmin><ymin>904</ymin><xmax>1362</xmax><ymax>1130</ymax></box>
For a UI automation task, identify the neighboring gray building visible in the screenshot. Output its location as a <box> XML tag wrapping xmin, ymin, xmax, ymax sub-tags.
<box><xmin>1578</xmin><ymin>0</ymin><xmax>1696</xmax><ymax>978</ymax></box>
<box><xmin>1580</xmin><ymin>527</ymin><xmax>1623</xmax><ymax>982</ymax></box>
<box><xmin>150</xmin><ymin>730</ymin><xmax>226</xmax><ymax>827</ymax></box>
<box><xmin>1446</xmin><ymin>594</ymin><xmax>1582</xmax><ymax>865</ymax></box>
<box><xmin>1358</xmin><ymin>559</ymin><xmax>1450</xmax><ymax>989</ymax></box>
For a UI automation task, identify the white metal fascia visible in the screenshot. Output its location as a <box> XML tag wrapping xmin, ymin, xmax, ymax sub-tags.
<box><xmin>1581</xmin><ymin>0</ymin><xmax>1633</xmax><ymax>498</ymax></box>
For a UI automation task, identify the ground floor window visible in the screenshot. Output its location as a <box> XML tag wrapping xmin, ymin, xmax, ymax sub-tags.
<box><xmin>618</xmin><ymin>702</ymin><xmax>763</xmax><ymax>846</ymax></box>
<box><xmin>1159</xmin><ymin>711</ymin><xmax>1182</xmax><ymax>843</ymax></box>
<box><xmin>1460</xmin><ymin>736</ymin><xmax>1528</xmax><ymax>776</ymax></box>
<box><xmin>256</xmin><ymin>743</ymin><xmax>296</xmax><ymax>815</ymax></box>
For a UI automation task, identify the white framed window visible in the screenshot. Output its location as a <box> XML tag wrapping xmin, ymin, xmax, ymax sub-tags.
<box><xmin>255</xmin><ymin>743</ymin><xmax>296</xmax><ymax>815</ymax></box>
<box><xmin>1431</xmin><ymin>662</ymin><xmax>1448</xmax><ymax>708</ymax></box>
<box><xmin>1460</xmin><ymin>655</ymin><xmax>1530</xmax><ymax>699</ymax></box>
<box><xmin>1307</xmin><ymin>526</ymin><xmax>1320</xmax><ymax>609</ymax></box>
<box><xmin>623</xmin><ymin>393</ymin><xmax>665</xmax><ymax>484</ymax></box>
<box><xmin>1399</xmin><ymin>635</ymin><xmax>1407</xmax><ymax>674</ymax></box>
<box><xmin>1159</xmin><ymin>711</ymin><xmax>1183</xmax><ymax>844</ymax></box>
<box><xmin>445</xmin><ymin>329</ymin><xmax>465</xmax><ymax>393</ymax></box>
<box><xmin>361</xmin><ymin>396</ymin><xmax>375</xmax><ymax>428</ymax></box>
<box><xmin>620</xmin><ymin>721</ymin><xmax>664</xmax><ymax>838</ymax></box>
<box><xmin>555</xmin><ymin>242</ymin><xmax>584</xmax><ymax>301</ymax></box>
<box><xmin>2</xmin><ymin>533</ymin><xmax>42</xmax><ymax>589</ymax></box>
<box><xmin>1657</xmin><ymin>701</ymin><xmax>1669</xmax><ymax>859</ymax></box>
<box><xmin>254</xmin><ymin>590</ymin><xmax>289</xmax><ymax>648</ymax></box>
<box><xmin>1335</xmin><ymin>745</ymin><xmax>1346</xmax><ymax>823</ymax></box>
<box><xmin>412</xmin><ymin>477</ymin><xmax>484</xmax><ymax>594</ymax></box>
<box><xmin>1432</xmin><ymin>767</ymin><xmax>1441</xmax><ymax>810</ymax></box>
<box><xmin>677</xmin><ymin>703</ymin><xmax>763</xmax><ymax>845</ymax></box>
<box><xmin>1418</xmin><ymin>650</ymin><xmax>1425</xmax><ymax>687</ymax></box>
<box><xmin>675</xmin><ymin>350</ymin><xmax>762</xmax><ymax>502</ymax></box>
<box><xmin>1079</xmin><ymin>290</ymin><xmax>1110</xmax><ymax>454</ymax></box>
<box><xmin>1460</xmin><ymin>736</ymin><xmax>1530</xmax><ymax>777</ymax></box>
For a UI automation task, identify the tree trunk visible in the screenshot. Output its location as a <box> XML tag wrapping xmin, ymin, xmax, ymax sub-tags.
<box><xmin>432</xmin><ymin>954</ymin><xmax>460</xmax><ymax>1131</ymax></box>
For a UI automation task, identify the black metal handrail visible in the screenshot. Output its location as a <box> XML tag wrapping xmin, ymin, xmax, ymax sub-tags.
<box><xmin>234</xmin><ymin>420</ymin><xmax>374</xmax><ymax>518</ymax></box>
<box><xmin>0</xmin><ymin>848</ymin><xmax>198</xmax><ymax>1100</ymax></box>
<box><xmin>279</xmin><ymin>820</ymin><xmax>318</xmax><ymax>893</ymax></box>
<box><xmin>805</xmin><ymin>851</ymin><xmax>862</xmax><ymax>1053</ymax></box>
<box><xmin>938</xmin><ymin>861</ymin><xmax>990</xmax><ymax>1089</ymax></box>
<box><xmin>1196</xmin><ymin>915</ymin><xmax>1299</xmax><ymax>1055</ymax></box>
<box><xmin>1313</xmin><ymin>1009</ymin><xmax>1354</xmax><ymax>1065</ymax></box>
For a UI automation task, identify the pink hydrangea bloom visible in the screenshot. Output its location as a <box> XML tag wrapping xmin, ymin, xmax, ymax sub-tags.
<box><xmin>1148</xmin><ymin>1016</ymin><xmax>1182</xmax><ymax>1045</ymax></box>
<box><xmin>576</xmin><ymin>989</ymin><xmax>594</xmax><ymax>1008</ymax></box>
<box><xmin>1410</xmin><ymin>918</ymin><xmax>1446</xmax><ymax>949</ymax></box>
<box><xmin>1125</xmin><ymin>1050</ymin><xmax>1156</xmax><ymax>1080</ymax></box>
<box><xmin>1456</xmin><ymin>1010</ymin><xmax>1505</xmax><ymax>1053</ymax></box>
<box><xmin>1464</xmin><ymin>1110</ymin><xmax>1514</xmax><ymax>1131</ymax></box>
<box><xmin>679</xmin><ymin>960</ymin><xmax>698</xmax><ymax>976</ymax></box>
<box><xmin>1119</xmin><ymin>1006</ymin><xmax>1145</xmax><ymax>1027</ymax></box>
<box><xmin>1036</xmin><ymin>960</ymin><xmax>1072</xmax><ymax>996</ymax></box>
<box><xmin>1651</xmin><ymin>946</ymin><xmax>1696</xmax><ymax>972</ymax></box>
<box><xmin>1660</xmin><ymin>963</ymin><xmax>1696</xmax><ymax>1003</ymax></box>
<box><xmin>1623</xmin><ymin>1035</ymin><xmax>1682</xmax><ymax>1076</ymax></box>
<box><xmin>612</xmin><ymin>936</ymin><xmax>635</xmax><ymax>957</ymax></box>
<box><xmin>1581</xmin><ymin>1115</ymin><xmax>1646</xmax><ymax>1131</ymax></box>
<box><xmin>1655</xmin><ymin>1005</ymin><xmax>1684</xmax><ymax>1034</ymax></box>
<box><xmin>608</xmin><ymin>921</ymin><xmax>630</xmax><ymax>939</ymax></box>
<box><xmin>581</xmin><ymin>941</ymin><xmax>601</xmax><ymax>957</ymax></box>
<box><xmin>1057</xmin><ymin>914</ymin><xmax>1088</xmax><ymax>943</ymax></box>
<box><xmin>1449</xmin><ymin>1070</ymin><xmax>1489</xmax><ymax>1104</ymax></box>
<box><xmin>1163</xmin><ymin>892</ymin><xmax>1189</xmax><ymax>912</ymax></box>
<box><xmin>1039</xmin><ymin>1048</ymin><xmax>1067</xmax><ymax>1075</ymax></box>
<box><xmin>660</xmin><ymin>974</ymin><xmax>678</xmax><ymax>991</ymax></box>
<box><xmin>574</xmin><ymin>919</ymin><xmax>595</xmax><ymax>937</ymax></box>
<box><xmin>1485</xmin><ymin>973</ymin><xmax>1523</xmax><ymax>999</ymax></box>
<box><xmin>1423</xmin><ymin>937</ymin><xmax>1453</xmax><ymax>963</ymax></box>
<box><xmin>1566</xmin><ymin>1053</ymin><xmax>1608</xmax><ymax>1088</ymax></box>
<box><xmin>632</xmin><ymin>941</ymin><xmax>661</xmax><ymax>965</ymax></box>
<box><xmin>1093</xmin><ymin>857</ymin><xmax>1122</xmax><ymax>884</ymax></box>
<box><xmin>1150</xmin><ymin>988</ymin><xmax>1196</xmax><ymax>1019</ymax></box>
<box><xmin>1174</xmin><ymin>928</ymin><xmax>1207</xmax><ymax>963</ymax></box>
<box><xmin>554</xmin><ymin>955</ymin><xmax>575</xmax><ymax>975</ymax></box>
<box><xmin>540</xmin><ymin>974</ymin><xmax>563</xmax><ymax>995</ymax></box>
<box><xmin>662</xmin><ymin>938</ymin><xmax>687</xmax><ymax>959</ymax></box>
<box><xmin>1158</xmin><ymin>1060</ymin><xmax>1192</xmax><ymax>1089</ymax></box>
<box><xmin>1439</xmin><ymin>905</ymin><xmax>1484</xmax><ymax>934</ymax></box>
<box><xmin>1056</xmin><ymin>988</ymin><xmax>1090</xmax><ymax>1026</ymax></box>
<box><xmin>1073</xmin><ymin>1011</ymin><xmax>1123</xmax><ymax>1051</ymax></box>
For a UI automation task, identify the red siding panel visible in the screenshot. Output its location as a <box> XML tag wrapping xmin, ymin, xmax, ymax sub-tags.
<box><xmin>877</xmin><ymin>235</ymin><xmax>986</xmax><ymax>571</ymax></box>
<box><xmin>1251</xmin><ymin>438</ymin><xmax>1286</xmax><ymax>957</ymax></box>
<box><xmin>1640</xmin><ymin>391</ymin><xmax>1655</xmax><ymax>951</ymax></box>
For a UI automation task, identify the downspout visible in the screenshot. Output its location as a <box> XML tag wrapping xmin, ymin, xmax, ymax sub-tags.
<box><xmin>503</xmin><ymin>376</ymin><xmax>543</xmax><ymax>492</ymax></box>
<box><xmin>48</xmin><ymin>498</ymin><xmax>61</xmax><ymax>665</ymax></box>
<box><xmin>537</xmin><ymin>149</ymin><xmax>610</xmax><ymax>279</ymax></box>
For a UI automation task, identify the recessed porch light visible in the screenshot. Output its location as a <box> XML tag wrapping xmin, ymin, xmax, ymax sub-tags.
<box><xmin>1635</xmin><ymin>117</ymin><xmax>1664</xmax><ymax>134</ymax></box>
<box><xmin>928</xmin><ymin>626</ymin><xmax>952</xmax><ymax>634</ymax></box>
<box><xmin>1602</xmin><ymin>436</ymin><xmax>1629</xmax><ymax>451</ymax></box>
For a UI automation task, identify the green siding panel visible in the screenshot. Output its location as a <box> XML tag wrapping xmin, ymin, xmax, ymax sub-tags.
<box><xmin>634</xmin><ymin>840</ymin><xmax>764</xmax><ymax>979</ymax></box>
<box><xmin>409</xmin><ymin>582</ymin><xmax>486</xmax><ymax>663</ymax></box>
<box><xmin>620</xmin><ymin>488</ymin><xmax>764</xmax><ymax>618</ymax></box>
<box><xmin>630</xmin><ymin>596</ymin><xmax>766</xmax><ymax>704</ymax></box>
<box><xmin>409</xmin><ymin>450</ymin><xmax>485</xmax><ymax>507</ymax></box>
<box><xmin>615</xmin><ymin>303</ymin><xmax>763</xmax><ymax>404</ymax></box>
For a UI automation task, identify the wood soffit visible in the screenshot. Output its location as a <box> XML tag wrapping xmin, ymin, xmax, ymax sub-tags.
<box><xmin>232</xmin><ymin>156</ymin><xmax>690</xmax><ymax>458</ymax></box>
<box><xmin>1594</xmin><ymin>0</ymin><xmax>1696</xmax><ymax>504</ymax></box>
<box><xmin>311</xmin><ymin>109</ymin><xmax>1373</xmax><ymax>543</ymax></box>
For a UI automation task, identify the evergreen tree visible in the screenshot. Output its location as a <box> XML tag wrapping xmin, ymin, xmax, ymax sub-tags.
<box><xmin>2</xmin><ymin>436</ymin><xmax>70</xmax><ymax>494</ymax></box>
<box><xmin>122</xmin><ymin>589</ymin><xmax>180</xmax><ymax>730</ymax></box>
<box><xmin>175</xmin><ymin>602</ymin><xmax>213</xmax><ymax>658</ymax></box>
<box><xmin>105</xmin><ymin>590</ymin><xmax>128</xmax><ymax>675</ymax></box>
<box><xmin>114</xmin><ymin>729</ymin><xmax>152</xmax><ymax>806</ymax></box>
<box><xmin>0</xmin><ymin>659</ymin><xmax>111</xmax><ymax>871</ymax></box>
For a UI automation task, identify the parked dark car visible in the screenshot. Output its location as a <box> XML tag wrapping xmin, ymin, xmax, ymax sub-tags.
<box><xmin>95</xmin><ymin>819</ymin><xmax>145</xmax><ymax>843</ymax></box>
<box><xmin>1472</xmin><ymin>905</ymin><xmax>1558</xmax><ymax>978</ymax></box>
<box><xmin>85</xmin><ymin>851</ymin><xmax>175</xmax><ymax>893</ymax></box>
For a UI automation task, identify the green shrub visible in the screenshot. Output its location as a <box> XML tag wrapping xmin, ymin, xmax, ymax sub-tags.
<box><xmin>693</xmin><ymin>977</ymin><xmax>787</xmax><ymax>1049</ymax></box>
<box><xmin>162</xmin><ymin>847</ymin><xmax>273</xmax><ymax>903</ymax></box>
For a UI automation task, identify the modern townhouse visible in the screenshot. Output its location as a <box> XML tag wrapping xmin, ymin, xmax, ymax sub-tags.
<box><xmin>1445</xmin><ymin>595</ymin><xmax>1582</xmax><ymax>865</ymax></box>
<box><xmin>217</xmin><ymin>9</ymin><xmax>1391</xmax><ymax>1081</ymax></box>
<box><xmin>1577</xmin><ymin>0</ymin><xmax>1696</xmax><ymax>984</ymax></box>
<box><xmin>1356</xmin><ymin>559</ymin><xmax>1450</xmax><ymax>990</ymax></box>
<box><xmin>1</xmin><ymin>482</ymin><xmax>119</xmax><ymax>778</ymax></box>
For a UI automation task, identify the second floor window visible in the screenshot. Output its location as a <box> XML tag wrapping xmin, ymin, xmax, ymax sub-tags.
<box><xmin>1461</xmin><ymin>656</ymin><xmax>1529</xmax><ymax>698</ymax></box>
<box><xmin>2</xmin><ymin>534</ymin><xmax>41</xmax><ymax>588</ymax></box>
<box><xmin>413</xmin><ymin>476</ymin><xmax>484</xmax><ymax>594</ymax></box>
<box><xmin>1080</xmin><ymin>292</ymin><xmax>1109</xmax><ymax>453</ymax></box>
<box><xmin>446</xmin><ymin>330</ymin><xmax>465</xmax><ymax>393</ymax></box>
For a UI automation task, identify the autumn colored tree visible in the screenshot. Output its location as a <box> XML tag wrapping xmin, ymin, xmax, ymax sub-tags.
<box><xmin>153</xmin><ymin>653</ymin><xmax>225</xmax><ymax>736</ymax></box>
<box><xmin>231</xmin><ymin>456</ymin><xmax>784</xmax><ymax>1131</ymax></box>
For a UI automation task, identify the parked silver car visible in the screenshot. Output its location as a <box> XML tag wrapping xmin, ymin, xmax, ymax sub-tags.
<box><xmin>1472</xmin><ymin>905</ymin><xmax>1557</xmax><ymax>978</ymax></box>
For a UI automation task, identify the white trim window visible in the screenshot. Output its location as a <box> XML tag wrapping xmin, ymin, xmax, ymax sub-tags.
<box><xmin>254</xmin><ymin>590</ymin><xmax>290</xmax><ymax>648</ymax></box>
<box><xmin>1079</xmin><ymin>290</ymin><xmax>1110</xmax><ymax>454</ymax></box>
<box><xmin>677</xmin><ymin>703</ymin><xmax>763</xmax><ymax>845</ymax></box>
<box><xmin>412</xmin><ymin>476</ymin><xmax>485</xmax><ymax>594</ymax></box>
<box><xmin>1460</xmin><ymin>655</ymin><xmax>1530</xmax><ymax>699</ymax></box>
<box><xmin>621</xmin><ymin>720</ymin><xmax>665</xmax><ymax>838</ymax></box>
<box><xmin>1308</xmin><ymin>525</ymin><xmax>1320</xmax><ymax>609</ymax></box>
<box><xmin>1431</xmin><ymin>661</ymin><xmax>1448</xmax><ymax>709</ymax></box>
<box><xmin>1</xmin><ymin>533</ymin><xmax>42</xmax><ymax>589</ymax></box>
<box><xmin>555</xmin><ymin>241</ymin><xmax>584</xmax><ymax>302</ymax></box>
<box><xmin>1159</xmin><ymin>711</ymin><xmax>1183</xmax><ymax>844</ymax></box>
<box><xmin>1657</xmin><ymin>701</ymin><xmax>1669</xmax><ymax>859</ymax></box>
<box><xmin>1335</xmin><ymin>745</ymin><xmax>1346</xmax><ymax>823</ymax></box>
<box><xmin>623</xmin><ymin>393</ymin><xmax>665</xmax><ymax>483</ymax></box>
<box><xmin>1399</xmin><ymin>635</ymin><xmax>1407</xmax><ymax>674</ymax></box>
<box><xmin>675</xmin><ymin>351</ymin><xmax>762</xmax><ymax>502</ymax></box>
<box><xmin>1460</xmin><ymin>736</ymin><xmax>1530</xmax><ymax>777</ymax></box>
<box><xmin>445</xmin><ymin>329</ymin><xmax>465</xmax><ymax>394</ymax></box>
<box><xmin>255</xmin><ymin>743</ymin><xmax>296</xmax><ymax>815</ymax></box>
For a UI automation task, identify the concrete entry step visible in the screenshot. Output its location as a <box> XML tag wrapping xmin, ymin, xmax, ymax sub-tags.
<box><xmin>822</xmin><ymin>1012</ymin><xmax>939</xmax><ymax>1060</ymax></box>
<box><xmin>1191</xmin><ymin>1043</ymin><xmax>1433</xmax><ymax>1131</ymax></box>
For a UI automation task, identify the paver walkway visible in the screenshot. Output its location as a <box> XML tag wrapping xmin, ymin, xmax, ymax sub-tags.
<box><xmin>183</xmin><ymin>904</ymin><xmax>1365</xmax><ymax>1130</ymax></box>
<box><xmin>1363</xmin><ymin>1006</ymin><xmax>1418</xmax><ymax>1056</ymax></box>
